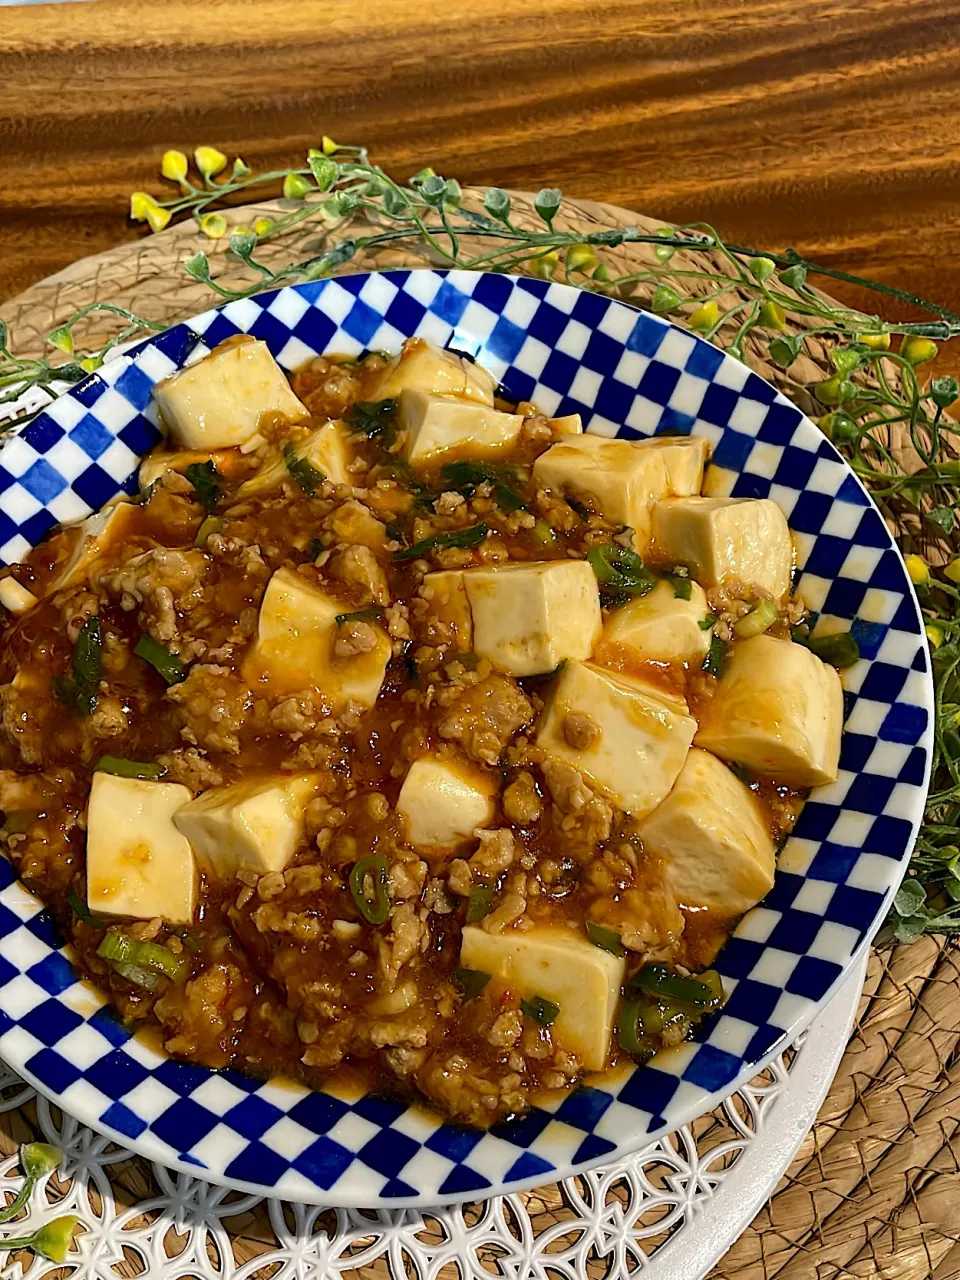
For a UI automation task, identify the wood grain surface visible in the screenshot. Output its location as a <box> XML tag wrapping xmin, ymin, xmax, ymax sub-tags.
<box><xmin>3</xmin><ymin>0</ymin><xmax>960</xmax><ymax>322</ymax></box>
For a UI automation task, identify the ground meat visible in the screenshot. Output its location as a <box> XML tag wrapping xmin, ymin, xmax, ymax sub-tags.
<box><xmin>85</xmin><ymin>696</ymin><xmax>129</xmax><ymax>741</ymax></box>
<box><xmin>502</xmin><ymin>771</ymin><xmax>542</xmax><ymax>825</ymax></box>
<box><xmin>155</xmin><ymin>748</ymin><xmax>223</xmax><ymax>790</ymax></box>
<box><xmin>156</xmin><ymin>962</ymin><xmax>252</xmax><ymax>1068</ymax></box>
<box><xmin>327</xmin><ymin>544</ymin><xmax>390</xmax><ymax>606</ymax></box>
<box><xmin>334</xmin><ymin>619</ymin><xmax>379</xmax><ymax>657</ymax></box>
<box><xmin>0</xmin><ymin>680</ymin><xmax>45</xmax><ymax>766</ymax></box>
<box><xmin>437</xmin><ymin>675</ymin><xmax>534</xmax><ymax>766</ymax></box>
<box><xmin>540</xmin><ymin>759</ymin><xmax>613</xmax><ymax>845</ymax></box>
<box><xmin>470</xmin><ymin>829</ymin><xmax>517</xmax><ymax>878</ymax></box>
<box><xmin>562</xmin><ymin>711</ymin><xmax>600</xmax><ymax>750</ymax></box>
<box><xmin>166</xmin><ymin>664</ymin><xmax>249</xmax><ymax>755</ymax></box>
<box><xmin>95</xmin><ymin>548</ymin><xmax>208</xmax><ymax>646</ymax></box>
<box><xmin>269</xmin><ymin>691</ymin><xmax>328</xmax><ymax>736</ymax></box>
<box><xmin>377</xmin><ymin>902</ymin><xmax>427</xmax><ymax>986</ymax></box>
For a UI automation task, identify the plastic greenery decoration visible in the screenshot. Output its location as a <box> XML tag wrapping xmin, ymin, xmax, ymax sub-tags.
<box><xmin>1</xmin><ymin>140</ymin><xmax>959</xmax><ymax>942</ymax></box>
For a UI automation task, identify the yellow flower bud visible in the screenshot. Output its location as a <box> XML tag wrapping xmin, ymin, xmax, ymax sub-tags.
<box><xmin>322</xmin><ymin>136</ymin><xmax>338</xmax><ymax>155</ymax></box>
<box><xmin>857</xmin><ymin>331</ymin><xmax>891</xmax><ymax>350</ymax></box>
<box><xmin>925</xmin><ymin>623</ymin><xmax>945</xmax><ymax>649</ymax></box>
<box><xmin>80</xmin><ymin>355</ymin><xmax>103</xmax><ymax>373</ymax></box>
<box><xmin>565</xmin><ymin>243</ymin><xmax>597</xmax><ymax>273</ymax></box>
<box><xmin>901</xmin><ymin>335</ymin><xmax>938</xmax><ymax>365</ymax></box>
<box><xmin>531</xmin><ymin>251</ymin><xmax>559</xmax><ymax>280</ymax></box>
<box><xmin>129</xmin><ymin>192</ymin><xmax>153</xmax><ymax>222</ymax></box>
<box><xmin>199</xmin><ymin>212</ymin><xmax>228</xmax><ymax>239</ymax></box>
<box><xmin>758</xmin><ymin>300</ymin><xmax>785</xmax><ymax>330</ymax></box>
<box><xmin>144</xmin><ymin>203</ymin><xmax>171</xmax><ymax>233</ymax></box>
<box><xmin>904</xmin><ymin>554</ymin><xmax>930</xmax><ymax>587</ymax></box>
<box><xmin>253</xmin><ymin>217</ymin><xmax>274</xmax><ymax>237</ymax></box>
<box><xmin>194</xmin><ymin>146</ymin><xmax>228</xmax><ymax>180</ymax></box>
<box><xmin>161</xmin><ymin>149</ymin><xmax>189</xmax><ymax>184</ymax></box>
<box><xmin>283</xmin><ymin>173</ymin><xmax>313</xmax><ymax>200</ymax></box>
<box><xmin>688</xmin><ymin>300</ymin><xmax>719</xmax><ymax>333</ymax></box>
<box><xmin>944</xmin><ymin>558</ymin><xmax>960</xmax><ymax>584</ymax></box>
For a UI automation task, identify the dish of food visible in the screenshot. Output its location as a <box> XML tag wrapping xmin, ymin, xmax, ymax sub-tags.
<box><xmin>0</xmin><ymin>271</ymin><xmax>931</xmax><ymax>1204</ymax></box>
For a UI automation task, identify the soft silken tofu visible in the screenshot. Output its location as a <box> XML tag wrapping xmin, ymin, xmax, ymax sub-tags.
<box><xmin>174</xmin><ymin>773</ymin><xmax>321</xmax><ymax>879</ymax></box>
<box><xmin>462</xmin><ymin>560</ymin><xmax>601</xmax><ymax>677</ymax></box>
<box><xmin>139</xmin><ymin>448</ymin><xmax>239</xmax><ymax>489</ymax></box>
<box><xmin>399</xmin><ymin>391</ymin><xmax>524</xmax><ymax>463</ymax></box>
<box><xmin>234</xmin><ymin>421</ymin><xmax>351</xmax><ymax>498</ymax></box>
<box><xmin>86</xmin><ymin>774</ymin><xmax>196</xmax><ymax>924</ymax></box>
<box><xmin>548</xmin><ymin>414</ymin><xmax>583</xmax><ymax>436</ymax></box>
<box><xmin>532</xmin><ymin>435</ymin><xmax>671</xmax><ymax>550</ymax></box>
<box><xmin>372</xmin><ymin>340</ymin><xmax>496</xmax><ymax>406</ymax></box>
<box><xmin>652</xmin><ymin>496</ymin><xmax>793</xmax><ymax>602</ymax></box>
<box><xmin>460</xmin><ymin>925</ymin><xmax>625</xmax><ymax>1071</ymax></box>
<box><xmin>397</xmin><ymin>756</ymin><xmax>497</xmax><ymax>851</ymax></box>
<box><xmin>154</xmin><ymin>340</ymin><xmax>309</xmax><ymax>450</ymax></box>
<box><xmin>601</xmin><ymin>579</ymin><xmax>712</xmax><ymax>665</ymax></box>
<box><xmin>0</xmin><ymin>579</ymin><xmax>38</xmax><ymax>616</ymax></box>
<box><xmin>639</xmin><ymin>749</ymin><xmax>776</xmax><ymax>915</ymax></box>
<box><xmin>421</xmin><ymin>570</ymin><xmax>473</xmax><ymax>651</ymax></box>
<box><xmin>635</xmin><ymin>435</ymin><xmax>709</xmax><ymax>495</ymax></box>
<box><xmin>537</xmin><ymin>661</ymin><xmax>697</xmax><ymax>817</ymax></box>
<box><xmin>696</xmin><ymin>634</ymin><xmax>843</xmax><ymax>787</ymax></box>
<box><xmin>243</xmin><ymin>567</ymin><xmax>391</xmax><ymax>708</ymax></box>
<box><xmin>50</xmin><ymin>502</ymin><xmax>137</xmax><ymax>593</ymax></box>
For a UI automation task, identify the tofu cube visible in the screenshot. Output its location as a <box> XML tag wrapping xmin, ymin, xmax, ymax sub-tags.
<box><xmin>399</xmin><ymin>390</ymin><xmax>524</xmax><ymax>464</ymax></box>
<box><xmin>601</xmin><ymin>578</ymin><xmax>712</xmax><ymax>665</ymax></box>
<box><xmin>86</xmin><ymin>774</ymin><xmax>196</xmax><ymax>924</ymax></box>
<box><xmin>532</xmin><ymin>436</ymin><xmax>671</xmax><ymax>550</ymax></box>
<box><xmin>548</xmin><ymin>414</ymin><xmax>583</xmax><ymax>436</ymax></box>
<box><xmin>397</xmin><ymin>756</ymin><xmax>497</xmax><ymax>851</ymax></box>
<box><xmin>421</xmin><ymin>570</ymin><xmax>473</xmax><ymax>651</ymax></box>
<box><xmin>635</xmin><ymin>435</ymin><xmax>708</xmax><ymax>495</ymax></box>
<box><xmin>139</xmin><ymin>448</ymin><xmax>241</xmax><ymax>490</ymax></box>
<box><xmin>373</xmin><ymin>340</ymin><xmax>496</xmax><ymax>406</ymax></box>
<box><xmin>696</xmin><ymin>634</ymin><xmax>843</xmax><ymax>787</ymax></box>
<box><xmin>652</xmin><ymin>497</ymin><xmax>793</xmax><ymax>602</ymax></box>
<box><xmin>537</xmin><ymin>661</ymin><xmax>697</xmax><ymax>817</ymax></box>
<box><xmin>462</xmin><ymin>560</ymin><xmax>601</xmax><ymax>677</ymax></box>
<box><xmin>175</xmin><ymin>773</ymin><xmax>321</xmax><ymax>879</ymax></box>
<box><xmin>51</xmin><ymin>502</ymin><xmax>137</xmax><ymax>593</ymax></box>
<box><xmin>235</xmin><ymin>420</ymin><xmax>351</xmax><ymax>499</ymax></box>
<box><xmin>154</xmin><ymin>339</ymin><xmax>309</xmax><ymax>450</ymax></box>
<box><xmin>0</xmin><ymin>579</ymin><xmax>38</xmax><ymax>616</ymax></box>
<box><xmin>243</xmin><ymin>567</ymin><xmax>391</xmax><ymax>708</ymax></box>
<box><xmin>639</xmin><ymin>749</ymin><xmax>776</xmax><ymax>915</ymax></box>
<box><xmin>460</xmin><ymin>924</ymin><xmax>625</xmax><ymax>1070</ymax></box>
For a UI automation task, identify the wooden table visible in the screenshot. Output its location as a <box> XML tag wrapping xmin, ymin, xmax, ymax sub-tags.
<box><xmin>3</xmin><ymin>0</ymin><xmax>960</xmax><ymax>322</ymax></box>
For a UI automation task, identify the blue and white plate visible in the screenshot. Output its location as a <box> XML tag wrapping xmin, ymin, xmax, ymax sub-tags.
<box><xmin>0</xmin><ymin>271</ymin><xmax>932</xmax><ymax>1206</ymax></box>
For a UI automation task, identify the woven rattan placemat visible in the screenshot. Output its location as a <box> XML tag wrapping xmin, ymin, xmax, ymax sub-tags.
<box><xmin>1</xmin><ymin>189</ymin><xmax>958</xmax><ymax>1280</ymax></box>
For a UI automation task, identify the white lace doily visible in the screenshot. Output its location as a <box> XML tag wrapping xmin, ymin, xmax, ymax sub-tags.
<box><xmin>0</xmin><ymin>956</ymin><xmax>864</xmax><ymax>1280</ymax></box>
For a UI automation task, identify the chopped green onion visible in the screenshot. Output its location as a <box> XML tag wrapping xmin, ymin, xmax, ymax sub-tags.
<box><xmin>68</xmin><ymin>891</ymin><xmax>106</xmax><ymax>928</ymax></box>
<box><xmin>466</xmin><ymin>885</ymin><xmax>495</xmax><ymax>923</ymax></box>
<box><xmin>440</xmin><ymin>460</ymin><xmax>525</xmax><ymax>512</ymax></box>
<box><xmin>664</xmin><ymin>572</ymin><xmax>692</xmax><ymax>600</ymax></box>
<box><xmin>734</xmin><ymin>599</ymin><xmax>779</xmax><ymax>638</ymax></box>
<box><xmin>334</xmin><ymin>608</ymin><xmax>383</xmax><ymax>626</ymax></box>
<box><xmin>702</xmin><ymin>633</ymin><xmax>727</xmax><ymax>677</ymax></box>
<box><xmin>346</xmin><ymin>398</ymin><xmax>398</xmax><ymax>437</ymax></box>
<box><xmin>96</xmin><ymin>756</ymin><xmax>167</xmax><ymax>779</ymax></box>
<box><xmin>629</xmin><ymin>962</ymin><xmax>723</xmax><ymax>1010</ymax></box>
<box><xmin>698</xmin><ymin>612</ymin><xmax>718</xmax><ymax>630</ymax></box>
<box><xmin>393</xmin><ymin>523</ymin><xmax>489</xmax><ymax>562</ymax></box>
<box><xmin>533</xmin><ymin>518</ymin><xmax>558</xmax><ymax>545</ymax></box>
<box><xmin>804</xmin><ymin>630</ymin><xmax>861</xmax><ymax>669</ymax></box>
<box><xmin>587</xmin><ymin>544</ymin><xmax>655</xmax><ymax>597</ymax></box>
<box><xmin>566</xmin><ymin>497</ymin><xmax>590</xmax><ymax>520</ymax></box>
<box><xmin>135</xmin><ymin>634</ymin><xmax>186</xmax><ymax>685</ymax></box>
<box><xmin>194</xmin><ymin>515</ymin><xmax>223</xmax><ymax>546</ymax></box>
<box><xmin>307</xmin><ymin>536</ymin><xmax>325</xmax><ymax>561</ymax></box>
<box><xmin>618</xmin><ymin>997</ymin><xmax>657</xmax><ymax>1060</ymax></box>
<box><xmin>283</xmin><ymin>443</ymin><xmax>324</xmax><ymax>496</ymax></box>
<box><xmin>729</xmin><ymin>762</ymin><xmax>754</xmax><ymax>786</ymax></box>
<box><xmin>54</xmin><ymin>615</ymin><xmax>102</xmax><ymax>716</ymax></box>
<box><xmin>348</xmin><ymin>855</ymin><xmax>390</xmax><ymax>925</ymax></box>
<box><xmin>521</xmin><ymin>995</ymin><xmax>559</xmax><ymax>1026</ymax></box>
<box><xmin>453</xmin><ymin>967</ymin><xmax>490</xmax><ymax>1002</ymax></box>
<box><xmin>185</xmin><ymin>460</ymin><xmax>221</xmax><ymax>511</ymax></box>
<box><xmin>97</xmin><ymin>933</ymin><xmax>189</xmax><ymax>985</ymax></box>
<box><xmin>586</xmin><ymin>920</ymin><xmax>624</xmax><ymax>956</ymax></box>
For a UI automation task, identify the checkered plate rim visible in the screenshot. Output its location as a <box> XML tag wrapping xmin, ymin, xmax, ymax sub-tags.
<box><xmin>0</xmin><ymin>270</ymin><xmax>933</xmax><ymax>1206</ymax></box>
